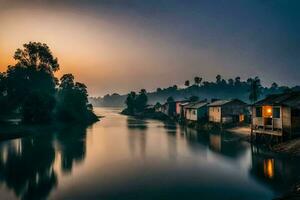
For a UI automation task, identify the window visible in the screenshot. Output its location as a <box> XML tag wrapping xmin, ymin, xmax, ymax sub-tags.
<box><xmin>256</xmin><ymin>107</ymin><xmax>262</xmax><ymax>117</ymax></box>
<box><xmin>273</xmin><ymin>107</ymin><xmax>280</xmax><ymax>118</ymax></box>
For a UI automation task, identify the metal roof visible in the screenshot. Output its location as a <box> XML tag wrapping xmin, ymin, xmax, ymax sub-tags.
<box><xmin>254</xmin><ymin>92</ymin><xmax>300</xmax><ymax>108</ymax></box>
<box><xmin>185</xmin><ymin>101</ymin><xmax>209</xmax><ymax>109</ymax></box>
<box><xmin>208</xmin><ymin>99</ymin><xmax>247</xmax><ymax>107</ymax></box>
<box><xmin>208</xmin><ymin>100</ymin><xmax>231</xmax><ymax>107</ymax></box>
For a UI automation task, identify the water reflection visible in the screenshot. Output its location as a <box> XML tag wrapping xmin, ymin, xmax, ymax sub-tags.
<box><xmin>181</xmin><ymin>128</ymin><xmax>248</xmax><ymax>159</ymax></box>
<box><xmin>0</xmin><ymin>124</ymin><xmax>89</xmax><ymax>200</ymax></box>
<box><xmin>0</xmin><ymin>108</ymin><xmax>299</xmax><ymax>200</ymax></box>
<box><xmin>127</xmin><ymin>117</ymin><xmax>147</xmax><ymax>158</ymax></box>
<box><xmin>250</xmin><ymin>146</ymin><xmax>300</xmax><ymax>194</ymax></box>
<box><xmin>0</xmin><ymin>135</ymin><xmax>57</xmax><ymax>200</ymax></box>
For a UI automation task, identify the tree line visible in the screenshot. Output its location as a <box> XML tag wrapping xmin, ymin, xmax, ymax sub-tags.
<box><xmin>0</xmin><ymin>42</ymin><xmax>97</xmax><ymax>124</ymax></box>
<box><xmin>92</xmin><ymin>74</ymin><xmax>299</xmax><ymax>107</ymax></box>
<box><xmin>124</xmin><ymin>89</ymin><xmax>148</xmax><ymax>114</ymax></box>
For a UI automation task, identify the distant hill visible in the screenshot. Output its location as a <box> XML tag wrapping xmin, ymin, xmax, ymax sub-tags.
<box><xmin>89</xmin><ymin>77</ymin><xmax>300</xmax><ymax>107</ymax></box>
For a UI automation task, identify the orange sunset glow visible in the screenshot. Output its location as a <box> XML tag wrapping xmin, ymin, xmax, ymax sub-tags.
<box><xmin>1</xmin><ymin>1</ymin><xmax>300</xmax><ymax>97</ymax></box>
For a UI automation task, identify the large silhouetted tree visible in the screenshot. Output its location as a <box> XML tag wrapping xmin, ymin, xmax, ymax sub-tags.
<box><xmin>6</xmin><ymin>42</ymin><xmax>58</xmax><ymax>123</ymax></box>
<box><xmin>1</xmin><ymin>42</ymin><xmax>97</xmax><ymax>124</ymax></box>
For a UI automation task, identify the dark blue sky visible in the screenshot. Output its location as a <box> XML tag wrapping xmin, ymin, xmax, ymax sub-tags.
<box><xmin>1</xmin><ymin>0</ymin><xmax>299</xmax><ymax>95</ymax></box>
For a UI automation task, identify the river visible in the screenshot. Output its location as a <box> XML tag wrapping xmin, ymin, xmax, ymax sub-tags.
<box><xmin>0</xmin><ymin>107</ymin><xmax>299</xmax><ymax>200</ymax></box>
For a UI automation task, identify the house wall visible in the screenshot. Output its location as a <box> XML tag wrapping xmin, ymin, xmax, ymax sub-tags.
<box><xmin>282</xmin><ymin>106</ymin><xmax>291</xmax><ymax>132</ymax></box>
<box><xmin>252</xmin><ymin>107</ymin><xmax>263</xmax><ymax>127</ymax></box>
<box><xmin>252</xmin><ymin>106</ymin><xmax>283</xmax><ymax>129</ymax></box>
<box><xmin>186</xmin><ymin>107</ymin><xmax>208</xmax><ymax>121</ymax></box>
<box><xmin>221</xmin><ymin>102</ymin><xmax>246</xmax><ymax>117</ymax></box>
<box><xmin>176</xmin><ymin>102</ymin><xmax>181</xmax><ymax>115</ymax></box>
<box><xmin>186</xmin><ymin>108</ymin><xmax>197</xmax><ymax>121</ymax></box>
<box><xmin>209</xmin><ymin>107</ymin><xmax>221</xmax><ymax>122</ymax></box>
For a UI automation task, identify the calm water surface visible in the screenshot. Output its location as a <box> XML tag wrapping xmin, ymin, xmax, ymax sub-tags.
<box><xmin>0</xmin><ymin>107</ymin><xmax>299</xmax><ymax>200</ymax></box>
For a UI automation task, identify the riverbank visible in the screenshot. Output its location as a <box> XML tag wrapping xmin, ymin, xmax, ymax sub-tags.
<box><xmin>121</xmin><ymin>109</ymin><xmax>171</xmax><ymax>121</ymax></box>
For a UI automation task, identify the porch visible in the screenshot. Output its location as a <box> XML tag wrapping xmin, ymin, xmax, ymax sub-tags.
<box><xmin>252</xmin><ymin>105</ymin><xmax>283</xmax><ymax>136</ymax></box>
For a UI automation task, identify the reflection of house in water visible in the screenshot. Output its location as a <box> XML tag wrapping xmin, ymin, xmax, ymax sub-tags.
<box><xmin>208</xmin><ymin>132</ymin><xmax>248</xmax><ymax>158</ymax></box>
<box><xmin>250</xmin><ymin>146</ymin><xmax>300</xmax><ymax>195</ymax></box>
<box><xmin>182</xmin><ymin>128</ymin><xmax>248</xmax><ymax>159</ymax></box>
<box><xmin>209</xmin><ymin>134</ymin><xmax>221</xmax><ymax>152</ymax></box>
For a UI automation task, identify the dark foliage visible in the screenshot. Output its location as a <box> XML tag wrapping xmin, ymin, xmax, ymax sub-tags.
<box><xmin>56</xmin><ymin>74</ymin><xmax>98</xmax><ymax>123</ymax></box>
<box><xmin>92</xmin><ymin>75</ymin><xmax>299</xmax><ymax>107</ymax></box>
<box><xmin>0</xmin><ymin>42</ymin><xmax>97</xmax><ymax>124</ymax></box>
<box><xmin>124</xmin><ymin>89</ymin><xmax>148</xmax><ymax>114</ymax></box>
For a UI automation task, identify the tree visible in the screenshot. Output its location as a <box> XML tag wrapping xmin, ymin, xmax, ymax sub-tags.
<box><xmin>235</xmin><ymin>76</ymin><xmax>241</xmax><ymax>86</ymax></box>
<box><xmin>184</xmin><ymin>80</ymin><xmax>190</xmax><ymax>87</ymax></box>
<box><xmin>125</xmin><ymin>92</ymin><xmax>136</xmax><ymax>114</ymax></box>
<box><xmin>156</xmin><ymin>88</ymin><xmax>162</xmax><ymax>93</ymax></box>
<box><xmin>216</xmin><ymin>75</ymin><xmax>221</xmax><ymax>84</ymax></box>
<box><xmin>135</xmin><ymin>89</ymin><xmax>148</xmax><ymax>112</ymax></box>
<box><xmin>0</xmin><ymin>72</ymin><xmax>8</xmax><ymax>115</ymax></box>
<box><xmin>271</xmin><ymin>82</ymin><xmax>278</xmax><ymax>89</ymax></box>
<box><xmin>13</xmin><ymin>42</ymin><xmax>59</xmax><ymax>73</ymax></box>
<box><xmin>249</xmin><ymin>77</ymin><xmax>262</xmax><ymax>103</ymax></box>
<box><xmin>194</xmin><ymin>76</ymin><xmax>202</xmax><ymax>86</ymax></box>
<box><xmin>56</xmin><ymin>74</ymin><xmax>97</xmax><ymax>123</ymax></box>
<box><xmin>167</xmin><ymin>96</ymin><xmax>174</xmax><ymax>103</ymax></box>
<box><xmin>228</xmin><ymin>78</ymin><xmax>234</xmax><ymax>86</ymax></box>
<box><xmin>6</xmin><ymin>42</ymin><xmax>59</xmax><ymax>123</ymax></box>
<box><xmin>154</xmin><ymin>102</ymin><xmax>161</xmax><ymax>110</ymax></box>
<box><xmin>246</xmin><ymin>78</ymin><xmax>253</xmax><ymax>85</ymax></box>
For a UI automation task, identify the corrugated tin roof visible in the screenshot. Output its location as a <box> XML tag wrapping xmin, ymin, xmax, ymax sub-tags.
<box><xmin>208</xmin><ymin>100</ymin><xmax>231</xmax><ymax>106</ymax></box>
<box><xmin>254</xmin><ymin>92</ymin><xmax>300</xmax><ymax>108</ymax></box>
<box><xmin>185</xmin><ymin>101</ymin><xmax>209</xmax><ymax>109</ymax></box>
<box><xmin>208</xmin><ymin>99</ymin><xmax>246</xmax><ymax>107</ymax></box>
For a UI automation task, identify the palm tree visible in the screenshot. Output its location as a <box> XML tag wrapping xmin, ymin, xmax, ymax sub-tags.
<box><xmin>249</xmin><ymin>77</ymin><xmax>261</xmax><ymax>104</ymax></box>
<box><xmin>184</xmin><ymin>80</ymin><xmax>190</xmax><ymax>87</ymax></box>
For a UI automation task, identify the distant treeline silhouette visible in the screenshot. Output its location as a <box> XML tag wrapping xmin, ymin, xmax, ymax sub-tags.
<box><xmin>0</xmin><ymin>42</ymin><xmax>98</xmax><ymax>124</ymax></box>
<box><xmin>90</xmin><ymin>75</ymin><xmax>300</xmax><ymax>107</ymax></box>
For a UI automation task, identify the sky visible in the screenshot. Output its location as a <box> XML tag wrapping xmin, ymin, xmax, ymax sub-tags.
<box><xmin>0</xmin><ymin>0</ymin><xmax>300</xmax><ymax>96</ymax></box>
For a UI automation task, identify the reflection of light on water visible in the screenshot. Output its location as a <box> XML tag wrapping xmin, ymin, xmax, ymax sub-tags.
<box><xmin>209</xmin><ymin>134</ymin><xmax>221</xmax><ymax>152</ymax></box>
<box><xmin>263</xmin><ymin>159</ymin><xmax>274</xmax><ymax>179</ymax></box>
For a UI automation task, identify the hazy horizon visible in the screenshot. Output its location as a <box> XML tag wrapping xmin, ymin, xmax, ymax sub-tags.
<box><xmin>1</xmin><ymin>0</ymin><xmax>300</xmax><ymax>96</ymax></box>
